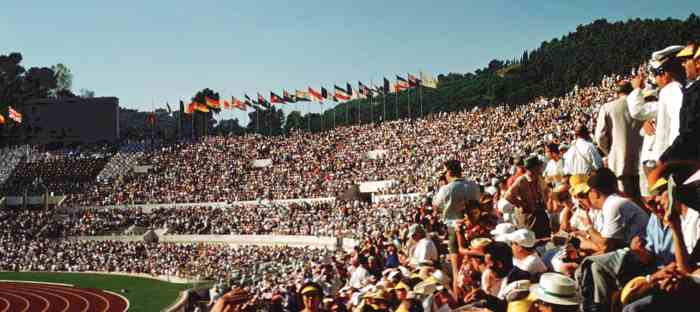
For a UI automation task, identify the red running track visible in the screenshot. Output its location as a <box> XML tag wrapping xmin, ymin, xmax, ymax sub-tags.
<box><xmin>0</xmin><ymin>281</ymin><xmax>128</xmax><ymax>312</ymax></box>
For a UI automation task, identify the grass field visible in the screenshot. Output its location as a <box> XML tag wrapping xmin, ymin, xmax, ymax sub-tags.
<box><xmin>0</xmin><ymin>272</ymin><xmax>198</xmax><ymax>312</ymax></box>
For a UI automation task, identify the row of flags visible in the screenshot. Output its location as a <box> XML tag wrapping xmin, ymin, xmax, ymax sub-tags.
<box><xmin>0</xmin><ymin>107</ymin><xmax>22</xmax><ymax>124</ymax></box>
<box><xmin>182</xmin><ymin>71</ymin><xmax>438</xmax><ymax>114</ymax></box>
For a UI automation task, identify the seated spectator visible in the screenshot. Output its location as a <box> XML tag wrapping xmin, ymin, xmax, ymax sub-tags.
<box><xmin>578</xmin><ymin>168</ymin><xmax>649</xmax><ymax>253</ymax></box>
<box><xmin>504</xmin><ymin>229</ymin><xmax>548</xmax><ymax>276</ymax></box>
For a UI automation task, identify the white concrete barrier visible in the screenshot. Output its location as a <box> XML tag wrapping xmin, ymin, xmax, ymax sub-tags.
<box><xmin>68</xmin><ymin>234</ymin><xmax>349</xmax><ymax>250</ymax></box>
<box><xmin>359</xmin><ymin>180</ymin><xmax>397</xmax><ymax>193</ymax></box>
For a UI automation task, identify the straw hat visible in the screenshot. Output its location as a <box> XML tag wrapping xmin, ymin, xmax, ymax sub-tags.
<box><xmin>529</xmin><ymin>273</ymin><xmax>581</xmax><ymax>306</ymax></box>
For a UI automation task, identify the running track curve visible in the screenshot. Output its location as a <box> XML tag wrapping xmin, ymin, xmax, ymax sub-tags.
<box><xmin>0</xmin><ymin>281</ymin><xmax>128</xmax><ymax>312</ymax></box>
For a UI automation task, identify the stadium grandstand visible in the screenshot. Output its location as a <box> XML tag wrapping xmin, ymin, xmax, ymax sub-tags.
<box><xmin>2</xmin><ymin>8</ymin><xmax>700</xmax><ymax>312</ymax></box>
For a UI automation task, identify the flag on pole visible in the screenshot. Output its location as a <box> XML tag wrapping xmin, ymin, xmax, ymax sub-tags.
<box><xmin>295</xmin><ymin>90</ymin><xmax>311</xmax><ymax>101</ymax></box>
<box><xmin>383</xmin><ymin>78</ymin><xmax>391</xmax><ymax>94</ymax></box>
<box><xmin>395</xmin><ymin>75</ymin><xmax>410</xmax><ymax>92</ymax></box>
<box><xmin>257</xmin><ymin>93</ymin><xmax>270</xmax><ymax>107</ymax></box>
<box><xmin>321</xmin><ymin>87</ymin><xmax>328</xmax><ymax>100</ymax></box>
<box><xmin>205</xmin><ymin>96</ymin><xmax>220</xmax><ymax>108</ymax></box>
<box><xmin>309</xmin><ymin>87</ymin><xmax>324</xmax><ymax>102</ymax></box>
<box><xmin>8</xmin><ymin>107</ymin><xmax>22</xmax><ymax>123</ymax></box>
<box><xmin>270</xmin><ymin>92</ymin><xmax>285</xmax><ymax>104</ymax></box>
<box><xmin>147</xmin><ymin>112</ymin><xmax>156</xmax><ymax>125</ymax></box>
<box><xmin>358</xmin><ymin>81</ymin><xmax>371</xmax><ymax>97</ymax></box>
<box><xmin>283</xmin><ymin>89</ymin><xmax>297</xmax><ymax>103</ymax></box>
<box><xmin>233</xmin><ymin>97</ymin><xmax>247</xmax><ymax>111</ymax></box>
<box><xmin>185</xmin><ymin>102</ymin><xmax>195</xmax><ymax>114</ymax></box>
<box><xmin>223</xmin><ymin>99</ymin><xmax>231</xmax><ymax>109</ymax></box>
<box><xmin>334</xmin><ymin>85</ymin><xmax>351</xmax><ymax>101</ymax></box>
<box><xmin>408</xmin><ymin>74</ymin><xmax>420</xmax><ymax>87</ymax></box>
<box><xmin>420</xmin><ymin>71</ymin><xmax>438</xmax><ymax>88</ymax></box>
<box><xmin>346</xmin><ymin>83</ymin><xmax>355</xmax><ymax>99</ymax></box>
<box><xmin>196</xmin><ymin>102</ymin><xmax>210</xmax><ymax>112</ymax></box>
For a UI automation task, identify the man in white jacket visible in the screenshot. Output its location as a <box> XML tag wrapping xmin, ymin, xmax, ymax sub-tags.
<box><xmin>627</xmin><ymin>45</ymin><xmax>686</xmax><ymax>198</ymax></box>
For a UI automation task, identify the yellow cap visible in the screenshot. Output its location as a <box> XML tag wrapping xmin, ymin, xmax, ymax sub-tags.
<box><xmin>649</xmin><ymin>177</ymin><xmax>668</xmax><ymax>194</ymax></box>
<box><xmin>569</xmin><ymin>175</ymin><xmax>588</xmax><ymax>187</ymax></box>
<box><xmin>393</xmin><ymin>282</ymin><xmax>410</xmax><ymax>291</ymax></box>
<box><xmin>677</xmin><ymin>45</ymin><xmax>695</xmax><ymax>58</ymax></box>
<box><xmin>620</xmin><ymin>276</ymin><xmax>653</xmax><ymax>304</ymax></box>
<box><xmin>569</xmin><ymin>183</ymin><xmax>590</xmax><ymax>197</ymax></box>
<box><xmin>300</xmin><ymin>285</ymin><xmax>320</xmax><ymax>295</ymax></box>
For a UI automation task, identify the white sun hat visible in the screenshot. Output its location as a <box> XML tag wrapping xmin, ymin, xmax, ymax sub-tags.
<box><xmin>529</xmin><ymin>273</ymin><xmax>582</xmax><ymax>306</ymax></box>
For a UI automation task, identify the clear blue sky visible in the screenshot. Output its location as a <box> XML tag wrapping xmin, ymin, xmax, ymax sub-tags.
<box><xmin>1</xmin><ymin>0</ymin><xmax>696</xmax><ymax>125</ymax></box>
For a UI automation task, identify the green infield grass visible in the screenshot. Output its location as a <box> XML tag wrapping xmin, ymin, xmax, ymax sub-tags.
<box><xmin>0</xmin><ymin>271</ymin><xmax>201</xmax><ymax>312</ymax></box>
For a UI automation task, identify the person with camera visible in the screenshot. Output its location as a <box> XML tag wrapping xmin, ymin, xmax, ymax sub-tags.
<box><xmin>628</xmin><ymin>45</ymin><xmax>686</xmax><ymax>200</ymax></box>
<box><xmin>660</xmin><ymin>41</ymin><xmax>700</xmax><ymax>163</ymax></box>
<box><xmin>503</xmin><ymin>155</ymin><xmax>551</xmax><ymax>239</ymax></box>
<box><xmin>432</xmin><ymin>159</ymin><xmax>481</xmax><ymax>297</ymax></box>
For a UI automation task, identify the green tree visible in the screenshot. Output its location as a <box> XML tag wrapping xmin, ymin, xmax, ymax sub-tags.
<box><xmin>51</xmin><ymin>63</ymin><xmax>73</xmax><ymax>96</ymax></box>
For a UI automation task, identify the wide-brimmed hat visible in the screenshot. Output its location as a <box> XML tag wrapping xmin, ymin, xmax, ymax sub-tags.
<box><xmin>504</xmin><ymin>229</ymin><xmax>536</xmax><ymax>248</ymax></box>
<box><xmin>529</xmin><ymin>273</ymin><xmax>581</xmax><ymax>306</ymax></box>
<box><xmin>464</xmin><ymin>237</ymin><xmax>493</xmax><ymax>256</ymax></box>
<box><xmin>650</xmin><ymin>45</ymin><xmax>685</xmax><ymax>69</ymax></box>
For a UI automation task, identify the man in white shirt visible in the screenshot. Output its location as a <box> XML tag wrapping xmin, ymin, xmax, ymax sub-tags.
<box><xmin>504</xmin><ymin>229</ymin><xmax>547</xmax><ymax>275</ymax></box>
<box><xmin>544</xmin><ymin>143</ymin><xmax>565</xmax><ymax>185</ymax></box>
<box><xmin>407</xmin><ymin>224</ymin><xmax>438</xmax><ymax>268</ymax></box>
<box><xmin>562</xmin><ymin>124</ymin><xmax>603</xmax><ymax>177</ymax></box>
<box><xmin>628</xmin><ymin>45</ymin><xmax>686</xmax><ymax>198</ymax></box>
<box><xmin>581</xmin><ymin>168</ymin><xmax>649</xmax><ymax>253</ymax></box>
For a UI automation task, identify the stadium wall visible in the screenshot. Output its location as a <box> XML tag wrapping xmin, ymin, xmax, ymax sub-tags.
<box><xmin>68</xmin><ymin>234</ymin><xmax>358</xmax><ymax>250</ymax></box>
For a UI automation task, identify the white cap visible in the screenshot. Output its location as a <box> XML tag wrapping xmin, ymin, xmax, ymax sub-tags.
<box><xmin>490</xmin><ymin>222</ymin><xmax>516</xmax><ymax>237</ymax></box>
<box><xmin>497</xmin><ymin>198</ymin><xmax>515</xmax><ymax>214</ymax></box>
<box><xmin>650</xmin><ymin>45</ymin><xmax>685</xmax><ymax>69</ymax></box>
<box><xmin>504</xmin><ymin>229</ymin><xmax>536</xmax><ymax>248</ymax></box>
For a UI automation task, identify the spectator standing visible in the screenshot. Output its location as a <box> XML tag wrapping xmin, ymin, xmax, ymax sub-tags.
<box><xmin>562</xmin><ymin>124</ymin><xmax>603</xmax><ymax>178</ymax></box>
<box><xmin>504</xmin><ymin>156</ymin><xmax>551</xmax><ymax>238</ymax></box>
<box><xmin>594</xmin><ymin>81</ymin><xmax>644</xmax><ymax>204</ymax></box>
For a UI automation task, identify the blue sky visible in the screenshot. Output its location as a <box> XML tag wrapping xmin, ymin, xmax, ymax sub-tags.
<box><xmin>1</xmin><ymin>1</ymin><xmax>696</xmax><ymax>124</ymax></box>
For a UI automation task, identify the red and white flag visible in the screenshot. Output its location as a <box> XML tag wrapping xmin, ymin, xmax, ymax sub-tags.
<box><xmin>8</xmin><ymin>107</ymin><xmax>22</xmax><ymax>123</ymax></box>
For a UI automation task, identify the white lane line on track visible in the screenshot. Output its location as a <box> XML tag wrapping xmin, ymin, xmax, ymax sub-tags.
<box><xmin>0</xmin><ymin>290</ymin><xmax>31</xmax><ymax>312</ymax></box>
<box><xmin>2</xmin><ymin>288</ymin><xmax>50</xmax><ymax>312</ymax></box>
<box><xmin>0</xmin><ymin>295</ymin><xmax>11</xmax><ymax>312</ymax></box>
<box><xmin>41</xmin><ymin>285</ymin><xmax>111</xmax><ymax>312</ymax></box>
<box><xmin>103</xmin><ymin>290</ymin><xmax>130</xmax><ymax>312</ymax></box>
<box><xmin>13</xmin><ymin>287</ymin><xmax>71</xmax><ymax>312</ymax></box>
<box><xmin>17</xmin><ymin>285</ymin><xmax>90</xmax><ymax>312</ymax></box>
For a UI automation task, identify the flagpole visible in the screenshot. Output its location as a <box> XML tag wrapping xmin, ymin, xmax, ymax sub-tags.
<box><xmin>407</xmin><ymin>82</ymin><xmax>411</xmax><ymax>119</ymax></box>
<box><xmin>369</xmin><ymin>80</ymin><xmax>374</xmax><ymax>124</ymax></box>
<box><xmin>419</xmin><ymin>83</ymin><xmax>423</xmax><ymax>117</ymax></box>
<box><xmin>383</xmin><ymin>93</ymin><xmax>386</xmax><ymax>122</ymax></box>
<box><xmin>307</xmin><ymin>101</ymin><xmax>310</xmax><ymax>132</ymax></box>
<box><xmin>395</xmin><ymin>90</ymin><xmax>399</xmax><ymax>120</ymax></box>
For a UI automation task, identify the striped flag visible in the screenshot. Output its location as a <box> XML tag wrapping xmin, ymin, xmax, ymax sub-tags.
<box><xmin>358</xmin><ymin>81</ymin><xmax>371</xmax><ymax>97</ymax></box>
<box><xmin>205</xmin><ymin>96</ymin><xmax>220</xmax><ymax>108</ymax></box>
<box><xmin>233</xmin><ymin>97</ymin><xmax>247</xmax><ymax>111</ymax></box>
<box><xmin>408</xmin><ymin>74</ymin><xmax>420</xmax><ymax>87</ymax></box>
<box><xmin>257</xmin><ymin>93</ymin><xmax>270</xmax><ymax>107</ymax></box>
<box><xmin>194</xmin><ymin>102</ymin><xmax>210</xmax><ymax>113</ymax></box>
<box><xmin>8</xmin><ymin>107</ymin><xmax>22</xmax><ymax>123</ymax></box>
<box><xmin>309</xmin><ymin>87</ymin><xmax>324</xmax><ymax>102</ymax></box>
<box><xmin>395</xmin><ymin>75</ymin><xmax>410</xmax><ymax>92</ymax></box>
<box><xmin>334</xmin><ymin>85</ymin><xmax>351</xmax><ymax>101</ymax></box>
<box><xmin>270</xmin><ymin>92</ymin><xmax>284</xmax><ymax>104</ymax></box>
<box><xmin>295</xmin><ymin>90</ymin><xmax>311</xmax><ymax>102</ymax></box>
<box><xmin>223</xmin><ymin>99</ymin><xmax>231</xmax><ymax>109</ymax></box>
<box><xmin>346</xmin><ymin>83</ymin><xmax>355</xmax><ymax>99</ymax></box>
<box><xmin>283</xmin><ymin>89</ymin><xmax>297</xmax><ymax>103</ymax></box>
